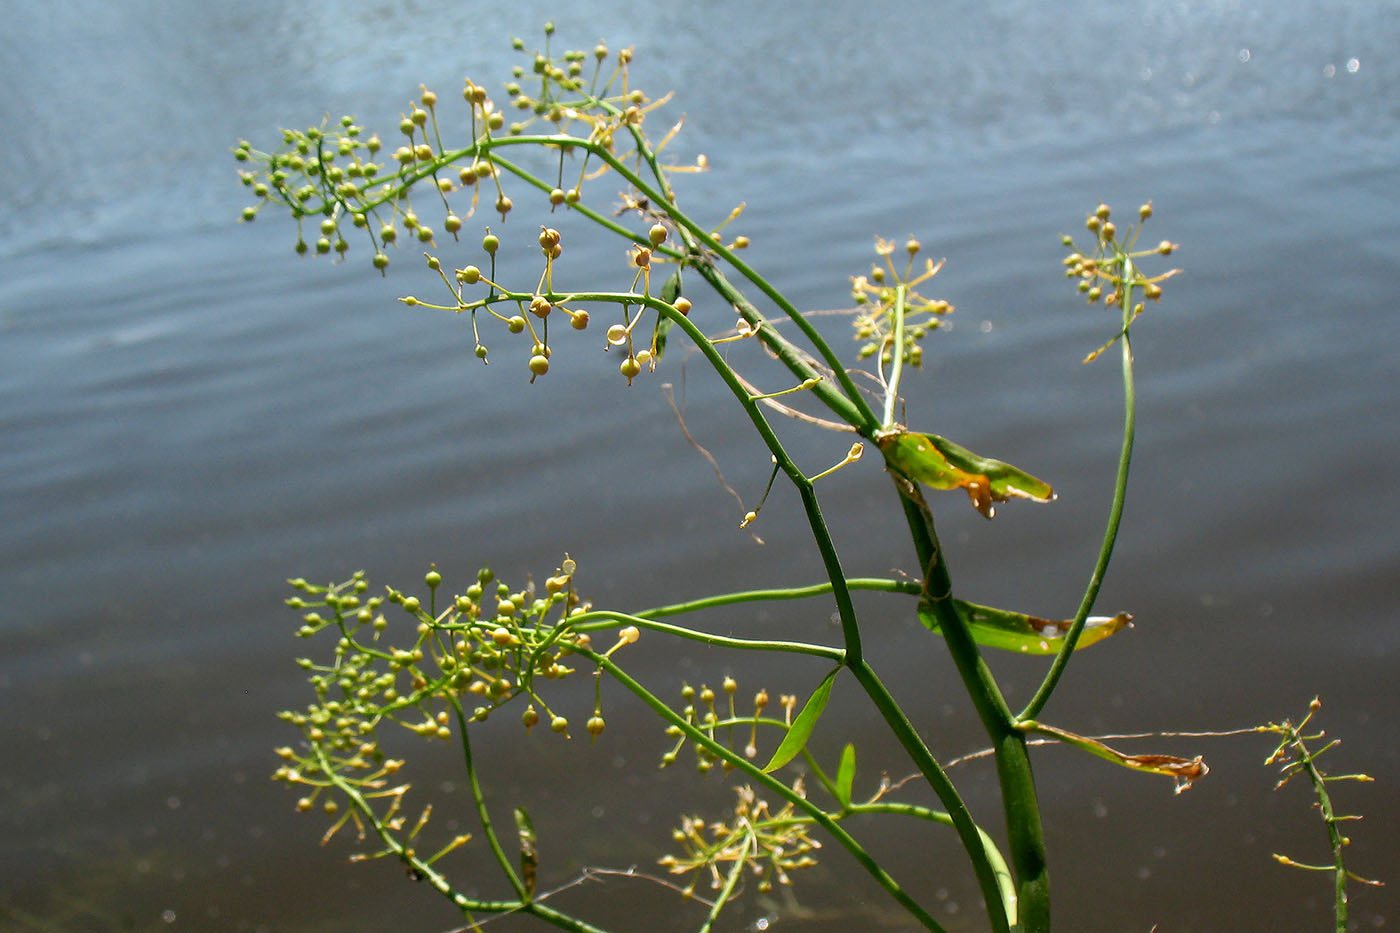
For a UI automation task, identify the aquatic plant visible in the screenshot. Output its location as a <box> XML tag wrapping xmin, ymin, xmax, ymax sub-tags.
<box><xmin>235</xmin><ymin>25</ymin><xmax>1377</xmax><ymax>931</ymax></box>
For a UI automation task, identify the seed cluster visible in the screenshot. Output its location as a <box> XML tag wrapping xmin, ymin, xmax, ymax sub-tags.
<box><xmin>849</xmin><ymin>236</ymin><xmax>954</xmax><ymax>367</ymax></box>
<box><xmin>272</xmin><ymin>558</ymin><xmax>613</xmax><ymax>856</ymax></box>
<box><xmin>235</xmin><ymin>30</ymin><xmax>711</xmax><ymax>385</ymax></box>
<box><xmin>1061</xmin><ymin>202</ymin><xmax>1181</xmax><ymax>361</ymax></box>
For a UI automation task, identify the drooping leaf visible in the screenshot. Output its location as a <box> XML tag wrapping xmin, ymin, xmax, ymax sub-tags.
<box><xmin>878</xmin><ymin>429</ymin><xmax>1054</xmax><ymax>518</ymax></box>
<box><xmin>918</xmin><ymin>599</ymin><xmax>1133</xmax><ymax>655</ymax></box>
<box><xmin>654</xmin><ymin>269</ymin><xmax>683</xmax><ymax>362</ymax></box>
<box><xmin>834</xmin><ymin>743</ymin><xmax>856</xmax><ymax>809</ymax></box>
<box><xmin>763</xmin><ymin>667</ymin><xmax>839</xmax><ymax>773</ymax></box>
<box><xmin>1024</xmin><ymin>721</ymin><xmax>1210</xmax><ymax>794</ymax></box>
<box><xmin>514</xmin><ymin>806</ymin><xmax>538</xmax><ymax>895</ymax></box>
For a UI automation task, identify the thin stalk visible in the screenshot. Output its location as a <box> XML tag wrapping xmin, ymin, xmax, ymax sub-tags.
<box><xmin>563</xmin><ymin>609</ymin><xmax>844</xmax><ymax>661</ymax></box>
<box><xmin>312</xmin><ymin>744</ymin><xmax>610</xmax><ymax>933</ymax></box>
<box><xmin>635</xmin><ymin>577</ymin><xmax>921</xmax><ymax>619</ymax></box>
<box><xmin>587</xmin><ymin>650</ymin><xmax>947</xmax><ymax>933</ymax></box>
<box><xmin>449</xmin><ymin>695</ymin><xmax>527</xmax><ymax>900</ymax></box>
<box><xmin>882</xmin><ymin>284</ymin><xmax>908</xmax><ymax>429</ymax></box>
<box><xmin>1020</xmin><ymin>272</ymin><xmax>1137</xmax><ymax>721</ymax></box>
<box><xmin>688</xmin><ymin>259</ymin><xmax>874</xmax><ymax>431</ymax></box>
<box><xmin>699</xmin><ymin>835</ymin><xmax>750</xmax><ymax>933</ymax></box>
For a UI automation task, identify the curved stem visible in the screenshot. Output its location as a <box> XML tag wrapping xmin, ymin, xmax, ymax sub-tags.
<box><xmin>449</xmin><ymin>695</ymin><xmax>527</xmax><ymax>900</ymax></box>
<box><xmin>1020</xmin><ymin>277</ymin><xmax>1137</xmax><ymax>722</ymax></box>
<box><xmin>635</xmin><ymin>577</ymin><xmax>921</xmax><ymax>619</ymax></box>
<box><xmin>564</xmin><ymin>609</ymin><xmax>844</xmax><ymax>661</ymax></box>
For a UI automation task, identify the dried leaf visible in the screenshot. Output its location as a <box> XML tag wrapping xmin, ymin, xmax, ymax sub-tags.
<box><xmin>514</xmin><ymin>806</ymin><xmax>538</xmax><ymax>895</ymax></box>
<box><xmin>1028</xmin><ymin>721</ymin><xmax>1209</xmax><ymax>793</ymax></box>
<box><xmin>877</xmin><ymin>429</ymin><xmax>1054</xmax><ymax>518</ymax></box>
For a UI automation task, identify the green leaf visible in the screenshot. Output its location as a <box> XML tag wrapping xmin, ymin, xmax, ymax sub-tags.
<box><xmin>660</xmin><ymin>268</ymin><xmax>683</xmax><ymax>304</ymax></box>
<box><xmin>834</xmin><ymin>743</ymin><xmax>856</xmax><ymax>808</ymax></box>
<box><xmin>514</xmin><ymin>806</ymin><xmax>538</xmax><ymax>896</ymax></box>
<box><xmin>918</xmin><ymin>600</ymin><xmax>1132</xmax><ymax>655</ymax></box>
<box><xmin>763</xmin><ymin>667</ymin><xmax>839</xmax><ymax>773</ymax></box>
<box><xmin>877</xmin><ymin>429</ymin><xmax>1054</xmax><ymax>518</ymax></box>
<box><xmin>654</xmin><ymin>269</ymin><xmax>683</xmax><ymax>362</ymax></box>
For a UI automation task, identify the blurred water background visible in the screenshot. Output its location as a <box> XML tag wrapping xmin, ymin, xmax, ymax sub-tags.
<box><xmin>1</xmin><ymin>1</ymin><xmax>1397</xmax><ymax>930</ymax></box>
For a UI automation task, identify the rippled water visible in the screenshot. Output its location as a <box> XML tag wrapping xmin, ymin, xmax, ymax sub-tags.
<box><xmin>2</xmin><ymin>2</ymin><xmax>1396</xmax><ymax>930</ymax></box>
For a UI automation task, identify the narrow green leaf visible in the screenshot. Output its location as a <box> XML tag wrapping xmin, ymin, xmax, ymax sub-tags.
<box><xmin>834</xmin><ymin>743</ymin><xmax>856</xmax><ymax>808</ymax></box>
<box><xmin>654</xmin><ymin>269</ymin><xmax>683</xmax><ymax>361</ymax></box>
<box><xmin>917</xmin><ymin>600</ymin><xmax>1133</xmax><ymax>655</ymax></box>
<box><xmin>877</xmin><ymin>428</ymin><xmax>1054</xmax><ymax>519</ymax></box>
<box><xmin>514</xmin><ymin>805</ymin><xmax>538</xmax><ymax>896</ymax></box>
<box><xmin>763</xmin><ymin>667</ymin><xmax>839</xmax><ymax>773</ymax></box>
<box><xmin>660</xmin><ymin>268</ymin><xmax>683</xmax><ymax>304</ymax></box>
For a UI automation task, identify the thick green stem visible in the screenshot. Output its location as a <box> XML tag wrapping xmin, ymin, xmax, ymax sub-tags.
<box><xmin>894</xmin><ymin>480</ymin><xmax>1046</xmax><ymax>930</ymax></box>
<box><xmin>846</xmin><ymin>659</ymin><xmax>1017</xmax><ymax>933</ymax></box>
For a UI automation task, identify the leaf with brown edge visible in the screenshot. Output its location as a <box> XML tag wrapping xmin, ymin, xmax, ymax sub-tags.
<box><xmin>1023</xmin><ymin>721</ymin><xmax>1210</xmax><ymax>794</ymax></box>
<box><xmin>877</xmin><ymin>429</ymin><xmax>1054</xmax><ymax>518</ymax></box>
<box><xmin>919</xmin><ymin>600</ymin><xmax>1133</xmax><ymax>655</ymax></box>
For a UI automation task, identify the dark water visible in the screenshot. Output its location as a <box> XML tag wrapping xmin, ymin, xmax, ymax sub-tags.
<box><xmin>2</xmin><ymin>2</ymin><xmax>1397</xmax><ymax>930</ymax></box>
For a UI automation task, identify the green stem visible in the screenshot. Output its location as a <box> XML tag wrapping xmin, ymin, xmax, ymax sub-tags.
<box><xmin>689</xmin><ymin>260</ymin><xmax>874</xmax><ymax>430</ymax></box>
<box><xmin>698</xmin><ymin>835</ymin><xmax>750</xmax><ymax>933</ymax></box>
<box><xmin>449</xmin><ymin>695</ymin><xmax>527</xmax><ymax>900</ymax></box>
<box><xmin>1020</xmin><ymin>273</ymin><xmax>1137</xmax><ymax>721</ymax></box>
<box><xmin>636</xmin><ymin>577</ymin><xmax>921</xmax><ymax>619</ymax></box>
<box><xmin>882</xmin><ymin>284</ymin><xmax>908</xmax><ymax>429</ymax></box>
<box><xmin>312</xmin><ymin>744</ymin><xmax>610</xmax><ymax>933</ymax></box>
<box><xmin>892</xmin><ymin>482</ymin><xmax>1039</xmax><ymax>931</ymax></box>
<box><xmin>587</xmin><ymin>650</ymin><xmax>947</xmax><ymax>933</ymax></box>
<box><xmin>564</xmin><ymin>609</ymin><xmax>844</xmax><ymax>661</ymax></box>
<box><xmin>846</xmin><ymin>658</ymin><xmax>1017</xmax><ymax>933</ymax></box>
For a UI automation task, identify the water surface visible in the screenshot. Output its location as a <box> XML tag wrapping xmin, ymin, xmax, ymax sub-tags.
<box><xmin>2</xmin><ymin>2</ymin><xmax>1396</xmax><ymax>930</ymax></box>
